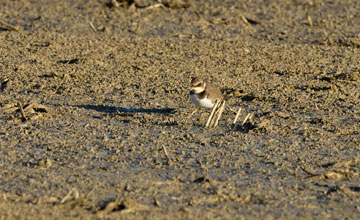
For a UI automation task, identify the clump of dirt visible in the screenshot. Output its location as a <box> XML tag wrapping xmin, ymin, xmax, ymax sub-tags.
<box><xmin>1</xmin><ymin>0</ymin><xmax>360</xmax><ymax>219</ymax></box>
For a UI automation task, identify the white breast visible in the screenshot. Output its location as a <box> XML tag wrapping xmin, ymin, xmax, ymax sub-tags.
<box><xmin>190</xmin><ymin>93</ymin><xmax>214</xmax><ymax>108</ymax></box>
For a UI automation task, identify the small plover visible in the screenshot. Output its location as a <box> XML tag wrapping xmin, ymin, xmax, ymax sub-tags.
<box><xmin>189</xmin><ymin>77</ymin><xmax>224</xmax><ymax>109</ymax></box>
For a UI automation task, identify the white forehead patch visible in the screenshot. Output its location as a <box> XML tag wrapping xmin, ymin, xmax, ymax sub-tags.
<box><xmin>192</xmin><ymin>86</ymin><xmax>205</xmax><ymax>93</ymax></box>
<box><xmin>191</xmin><ymin>82</ymin><xmax>206</xmax><ymax>93</ymax></box>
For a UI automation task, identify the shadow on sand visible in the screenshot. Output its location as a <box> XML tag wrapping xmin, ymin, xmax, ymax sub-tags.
<box><xmin>75</xmin><ymin>104</ymin><xmax>176</xmax><ymax>115</ymax></box>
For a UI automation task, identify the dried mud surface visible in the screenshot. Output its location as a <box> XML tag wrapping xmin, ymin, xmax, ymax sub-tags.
<box><xmin>1</xmin><ymin>0</ymin><xmax>360</xmax><ymax>219</ymax></box>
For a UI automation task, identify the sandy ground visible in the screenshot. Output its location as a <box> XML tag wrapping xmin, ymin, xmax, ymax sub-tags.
<box><xmin>1</xmin><ymin>0</ymin><xmax>360</xmax><ymax>219</ymax></box>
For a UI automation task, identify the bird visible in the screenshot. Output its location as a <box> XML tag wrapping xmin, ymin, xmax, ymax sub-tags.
<box><xmin>189</xmin><ymin>77</ymin><xmax>224</xmax><ymax>110</ymax></box>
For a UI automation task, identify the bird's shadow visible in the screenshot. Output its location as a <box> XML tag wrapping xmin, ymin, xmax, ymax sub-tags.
<box><xmin>233</xmin><ymin>122</ymin><xmax>257</xmax><ymax>133</ymax></box>
<box><xmin>74</xmin><ymin>104</ymin><xmax>176</xmax><ymax>115</ymax></box>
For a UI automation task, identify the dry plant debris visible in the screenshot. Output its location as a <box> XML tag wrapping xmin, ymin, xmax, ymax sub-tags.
<box><xmin>2</xmin><ymin>101</ymin><xmax>48</xmax><ymax>122</ymax></box>
<box><xmin>0</xmin><ymin>19</ymin><xmax>19</xmax><ymax>31</ymax></box>
<box><xmin>205</xmin><ymin>99</ymin><xmax>225</xmax><ymax>128</ymax></box>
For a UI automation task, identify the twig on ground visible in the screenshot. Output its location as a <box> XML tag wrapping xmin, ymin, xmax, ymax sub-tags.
<box><xmin>0</xmin><ymin>19</ymin><xmax>19</xmax><ymax>31</ymax></box>
<box><xmin>17</xmin><ymin>102</ymin><xmax>27</xmax><ymax>121</ymax></box>
<box><xmin>205</xmin><ymin>99</ymin><xmax>226</xmax><ymax>128</ymax></box>
<box><xmin>205</xmin><ymin>99</ymin><xmax>220</xmax><ymax>128</ymax></box>
<box><xmin>213</xmin><ymin>100</ymin><xmax>225</xmax><ymax>127</ymax></box>
<box><xmin>162</xmin><ymin>145</ymin><xmax>172</xmax><ymax>165</ymax></box>
<box><xmin>144</xmin><ymin>3</ymin><xmax>165</xmax><ymax>10</ymax></box>
<box><xmin>60</xmin><ymin>188</ymin><xmax>80</xmax><ymax>204</ymax></box>
<box><xmin>233</xmin><ymin>107</ymin><xmax>242</xmax><ymax>124</ymax></box>
<box><xmin>89</xmin><ymin>22</ymin><xmax>97</xmax><ymax>32</ymax></box>
<box><xmin>242</xmin><ymin>112</ymin><xmax>253</xmax><ymax>126</ymax></box>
